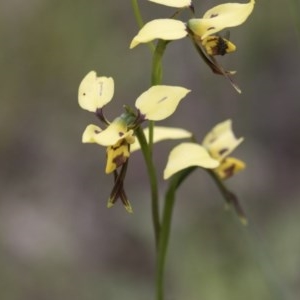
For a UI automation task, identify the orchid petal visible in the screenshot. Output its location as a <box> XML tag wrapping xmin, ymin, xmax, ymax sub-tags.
<box><xmin>130</xmin><ymin>19</ymin><xmax>187</xmax><ymax>49</ymax></box>
<box><xmin>135</xmin><ymin>85</ymin><xmax>190</xmax><ymax>121</ymax></box>
<box><xmin>148</xmin><ymin>0</ymin><xmax>192</xmax><ymax>8</ymax></box>
<box><xmin>82</xmin><ymin>124</ymin><xmax>102</xmax><ymax>143</ymax></box>
<box><xmin>202</xmin><ymin>119</ymin><xmax>244</xmax><ymax>160</ymax></box>
<box><xmin>91</xmin><ymin>118</ymin><xmax>134</xmax><ymax>147</ymax></box>
<box><xmin>78</xmin><ymin>71</ymin><xmax>114</xmax><ymax>112</ymax></box>
<box><xmin>164</xmin><ymin>142</ymin><xmax>219</xmax><ymax>179</ymax></box>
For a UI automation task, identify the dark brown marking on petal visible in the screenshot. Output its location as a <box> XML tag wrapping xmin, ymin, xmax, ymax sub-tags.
<box><xmin>113</xmin><ymin>154</ymin><xmax>127</xmax><ymax>168</ymax></box>
<box><xmin>207</xmin><ymin>26</ymin><xmax>215</xmax><ymax>31</ymax></box>
<box><xmin>216</xmin><ymin>37</ymin><xmax>229</xmax><ymax>56</ymax></box>
<box><xmin>219</xmin><ymin>148</ymin><xmax>229</xmax><ymax>156</ymax></box>
<box><xmin>98</xmin><ymin>81</ymin><xmax>104</xmax><ymax>96</ymax></box>
<box><xmin>119</xmin><ymin>132</ymin><xmax>124</xmax><ymax>137</ymax></box>
<box><xmin>210</xmin><ymin>13</ymin><xmax>218</xmax><ymax>18</ymax></box>
<box><xmin>224</xmin><ymin>164</ymin><xmax>235</xmax><ymax>178</ymax></box>
<box><xmin>208</xmin><ymin>137</ymin><xmax>216</xmax><ymax>144</ymax></box>
<box><xmin>158</xmin><ymin>96</ymin><xmax>168</xmax><ymax>103</ymax></box>
<box><xmin>94</xmin><ymin>129</ymin><xmax>101</xmax><ymax>134</ymax></box>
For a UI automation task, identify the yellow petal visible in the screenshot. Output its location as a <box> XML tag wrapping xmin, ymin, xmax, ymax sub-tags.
<box><xmin>202</xmin><ymin>119</ymin><xmax>244</xmax><ymax>160</ymax></box>
<box><xmin>130</xmin><ymin>19</ymin><xmax>187</xmax><ymax>49</ymax></box>
<box><xmin>130</xmin><ymin>126</ymin><xmax>192</xmax><ymax>152</ymax></box>
<box><xmin>148</xmin><ymin>0</ymin><xmax>192</xmax><ymax>8</ymax></box>
<box><xmin>93</xmin><ymin>118</ymin><xmax>134</xmax><ymax>147</ymax></box>
<box><xmin>105</xmin><ymin>141</ymin><xmax>130</xmax><ymax>174</ymax></box>
<box><xmin>187</xmin><ymin>0</ymin><xmax>255</xmax><ymax>39</ymax></box>
<box><xmin>214</xmin><ymin>157</ymin><xmax>246</xmax><ymax>179</ymax></box>
<box><xmin>82</xmin><ymin>124</ymin><xmax>102</xmax><ymax>143</ymax></box>
<box><xmin>164</xmin><ymin>142</ymin><xmax>219</xmax><ymax>179</ymax></box>
<box><xmin>78</xmin><ymin>71</ymin><xmax>114</xmax><ymax>112</ymax></box>
<box><xmin>135</xmin><ymin>85</ymin><xmax>190</xmax><ymax>121</ymax></box>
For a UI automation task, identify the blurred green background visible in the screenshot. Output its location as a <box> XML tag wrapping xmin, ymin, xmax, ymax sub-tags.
<box><xmin>1</xmin><ymin>0</ymin><xmax>300</xmax><ymax>299</ymax></box>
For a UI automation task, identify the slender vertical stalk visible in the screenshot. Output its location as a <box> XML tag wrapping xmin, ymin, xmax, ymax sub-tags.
<box><xmin>148</xmin><ymin>40</ymin><xmax>168</xmax><ymax>248</ymax></box>
<box><xmin>156</xmin><ymin>168</ymin><xmax>195</xmax><ymax>300</ymax></box>
<box><xmin>156</xmin><ymin>180</ymin><xmax>177</xmax><ymax>300</ymax></box>
<box><xmin>130</xmin><ymin>0</ymin><xmax>161</xmax><ymax>248</ymax></box>
<box><xmin>130</xmin><ymin>4</ymin><xmax>182</xmax><ymax>300</ymax></box>
<box><xmin>135</xmin><ymin>127</ymin><xmax>160</xmax><ymax>247</ymax></box>
<box><xmin>131</xmin><ymin>0</ymin><xmax>144</xmax><ymax>29</ymax></box>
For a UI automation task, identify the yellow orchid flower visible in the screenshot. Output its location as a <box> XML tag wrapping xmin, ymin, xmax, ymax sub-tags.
<box><xmin>148</xmin><ymin>0</ymin><xmax>192</xmax><ymax>8</ymax></box>
<box><xmin>131</xmin><ymin>0</ymin><xmax>254</xmax><ymax>48</ymax></box>
<box><xmin>79</xmin><ymin>71</ymin><xmax>191</xmax><ymax>211</ymax></box>
<box><xmin>187</xmin><ymin>0</ymin><xmax>255</xmax><ymax>40</ymax></box>
<box><xmin>202</xmin><ymin>119</ymin><xmax>245</xmax><ymax>179</ymax></box>
<box><xmin>163</xmin><ymin>119</ymin><xmax>245</xmax><ymax>180</ymax></box>
<box><xmin>130</xmin><ymin>1</ymin><xmax>254</xmax><ymax>92</ymax></box>
<box><xmin>80</xmin><ymin>78</ymin><xmax>190</xmax><ymax>173</ymax></box>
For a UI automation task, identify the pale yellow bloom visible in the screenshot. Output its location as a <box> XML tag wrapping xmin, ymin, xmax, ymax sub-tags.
<box><xmin>187</xmin><ymin>0</ymin><xmax>255</xmax><ymax>39</ymax></box>
<box><xmin>202</xmin><ymin>119</ymin><xmax>245</xmax><ymax>179</ymax></box>
<box><xmin>163</xmin><ymin>120</ymin><xmax>245</xmax><ymax>180</ymax></box>
<box><xmin>164</xmin><ymin>142</ymin><xmax>219</xmax><ymax>179</ymax></box>
<box><xmin>130</xmin><ymin>19</ymin><xmax>187</xmax><ymax>49</ymax></box>
<box><xmin>131</xmin><ymin>0</ymin><xmax>254</xmax><ymax>47</ymax></box>
<box><xmin>79</xmin><ymin>71</ymin><xmax>191</xmax><ymax>175</ymax></box>
<box><xmin>148</xmin><ymin>0</ymin><xmax>192</xmax><ymax>8</ymax></box>
<box><xmin>135</xmin><ymin>85</ymin><xmax>190</xmax><ymax>121</ymax></box>
<box><xmin>78</xmin><ymin>71</ymin><xmax>114</xmax><ymax>112</ymax></box>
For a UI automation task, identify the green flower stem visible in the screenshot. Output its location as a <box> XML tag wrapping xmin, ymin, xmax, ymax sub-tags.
<box><xmin>149</xmin><ymin>39</ymin><xmax>168</xmax><ymax>152</ymax></box>
<box><xmin>156</xmin><ymin>167</ymin><xmax>196</xmax><ymax>300</ymax></box>
<box><xmin>135</xmin><ymin>126</ymin><xmax>160</xmax><ymax>247</ymax></box>
<box><xmin>131</xmin><ymin>3</ymin><xmax>168</xmax><ymax>251</ymax></box>
<box><xmin>151</xmin><ymin>40</ymin><xmax>167</xmax><ymax>86</ymax></box>
<box><xmin>131</xmin><ymin>0</ymin><xmax>144</xmax><ymax>29</ymax></box>
<box><xmin>146</xmin><ymin>39</ymin><xmax>168</xmax><ymax>249</ymax></box>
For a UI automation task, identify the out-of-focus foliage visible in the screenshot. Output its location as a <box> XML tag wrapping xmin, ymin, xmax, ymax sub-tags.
<box><xmin>0</xmin><ymin>0</ymin><xmax>299</xmax><ymax>299</ymax></box>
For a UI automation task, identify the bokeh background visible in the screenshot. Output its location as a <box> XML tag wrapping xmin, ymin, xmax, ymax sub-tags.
<box><xmin>1</xmin><ymin>0</ymin><xmax>300</xmax><ymax>299</ymax></box>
